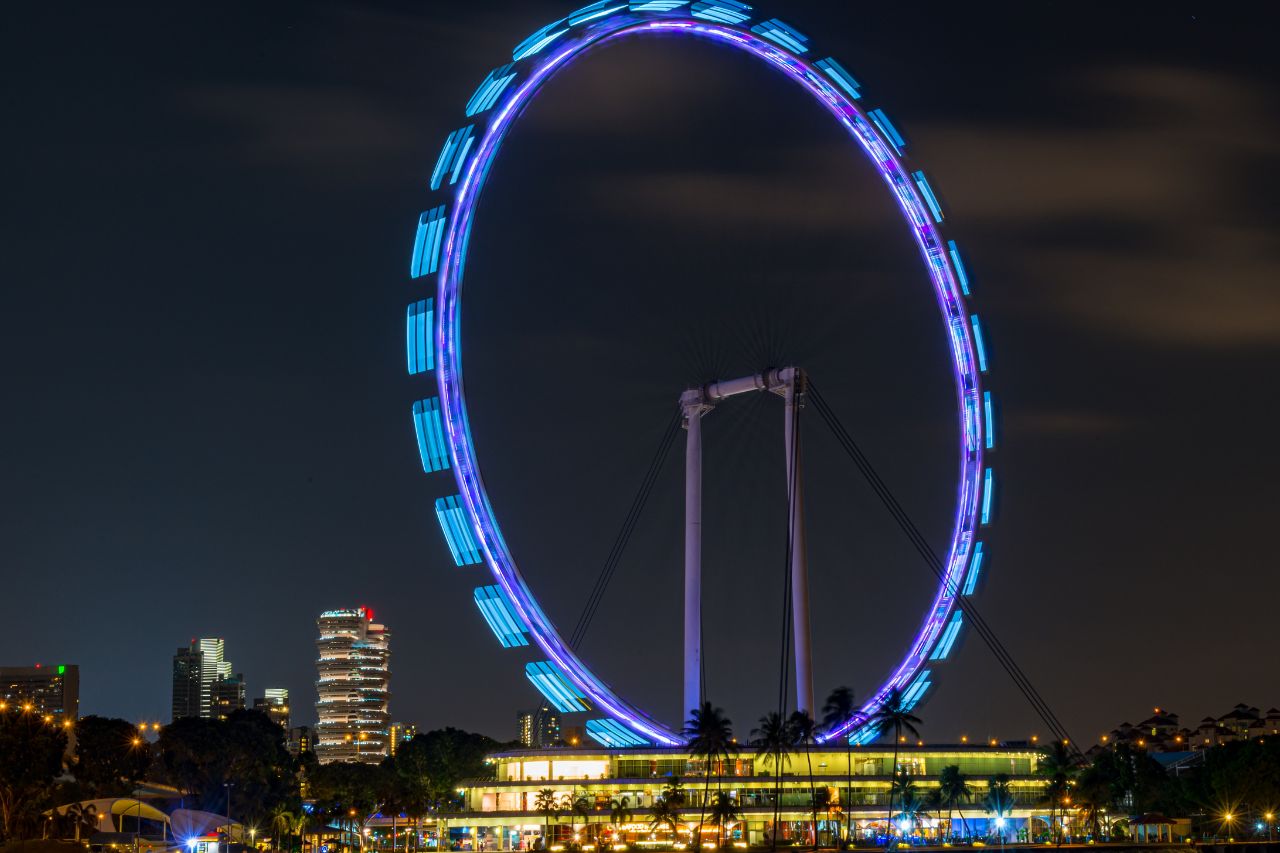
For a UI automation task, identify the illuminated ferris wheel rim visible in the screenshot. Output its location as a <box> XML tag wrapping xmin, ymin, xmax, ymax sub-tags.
<box><xmin>405</xmin><ymin>1</ymin><xmax>995</xmax><ymax>749</ymax></box>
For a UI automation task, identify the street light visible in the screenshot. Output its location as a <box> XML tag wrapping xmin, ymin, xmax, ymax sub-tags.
<box><xmin>224</xmin><ymin>782</ymin><xmax>236</xmax><ymax>852</ymax></box>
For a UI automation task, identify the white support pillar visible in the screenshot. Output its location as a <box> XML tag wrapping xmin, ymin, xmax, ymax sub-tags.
<box><xmin>783</xmin><ymin>369</ymin><xmax>814</xmax><ymax>716</ymax></box>
<box><xmin>681</xmin><ymin>389</ymin><xmax>712</xmax><ymax>723</ymax></box>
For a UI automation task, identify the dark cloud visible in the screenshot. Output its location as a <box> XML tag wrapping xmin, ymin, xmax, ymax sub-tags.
<box><xmin>2</xmin><ymin>0</ymin><xmax>1277</xmax><ymax>746</ymax></box>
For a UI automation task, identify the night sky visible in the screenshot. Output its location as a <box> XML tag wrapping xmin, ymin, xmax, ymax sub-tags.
<box><xmin>4</xmin><ymin>2</ymin><xmax>1278</xmax><ymax>746</ymax></box>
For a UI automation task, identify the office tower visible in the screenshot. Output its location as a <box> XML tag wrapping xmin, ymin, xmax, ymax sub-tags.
<box><xmin>389</xmin><ymin>721</ymin><xmax>417</xmax><ymax>756</ymax></box>
<box><xmin>211</xmin><ymin>673</ymin><xmax>245</xmax><ymax>719</ymax></box>
<box><xmin>171</xmin><ymin>647</ymin><xmax>203</xmax><ymax>720</ymax></box>
<box><xmin>254</xmin><ymin>688</ymin><xmax>290</xmax><ymax>730</ymax></box>
<box><xmin>314</xmin><ymin>607</ymin><xmax>391</xmax><ymax>764</ymax></box>
<box><xmin>0</xmin><ymin>664</ymin><xmax>80</xmax><ymax>723</ymax></box>
<box><xmin>171</xmin><ymin>638</ymin><xmax>237</xmax><ymax>720</ymax></box>
<box><xmin>288</xmin><ymin>725</ymin><xmax>312</xmax><ymax>757</ymax></box>
<box><xmin>517</xmin><ymin>706</ymin><xmax>560</xmax><ymax>748</ymax></box>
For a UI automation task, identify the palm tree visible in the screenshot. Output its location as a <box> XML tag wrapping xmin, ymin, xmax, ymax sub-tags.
<box><xmin>64</xmin><ymin>803</ymin><xmax>98</xmax><ymax>842</ymax></box>
<box><xmin>937</xmin><ymin>766</ymin><xmax>972</xmax><ymax>840</ymax></box>
<box><xmin>650</xmin><ymin>784</ymin><xmax>684</xmax><ymax>843</ymax></box>
<box><xmin>1072</xmin><ymin>762</ymin><xmax>1111</xmax><ymax>841</ymax></box>
<box><xmin>821</xmin><ymin>687</ymin><xmax>857</xmax><ymax>848</ymax></box>
<box><xmin>662</xmin><ymin>777</ymin><xmax>688</xmax><ymax>811</ymax></box>
<box><xmin>815</xmin><ymin>788</ymin><xmax>843</xmax><ymax>849</ymax></box>
<box><xmin>788</xmin><ymin>711</ymin><xmax>820</xmax><ymax>850</ymax></box>
<box><xmin>709</xmin><ymin>792</ymin><xmax>741</xmax><ymax>849</ymax></box>
<box><xmin>893</xmin><ymin>773</ymin><xmax>923</xmax><ymax>838</ymax></box>
<box><xmin>292</xmin><ymin>812</ymin><xmax>310</xmax><ymax>853</ymax></box>
<box><xmin>609</xmin><ymin>795</ymin><xmax>632</xmax><ymax>843</ymax></box>
<box><xmin>535</xmin><ymin>789</ymin><xmax>559</xmax><ymax>848</ymax></box>
<box><xmin>753</xmin><ymin>711</ymin><xmax>796</xmax><ymax>851</ymax></box>
<box><xmin>563</xmin><ymin>793</ymin><xmax>592</xmax><ymax>845</ymax></box>
<box><xmin>864</xmin><ymin>687</ymin><xmax>922</xmax><ymax>842</ymax></box>
<box><xmin>683</xmin><ymin>702</ymin><xmax>737</xmax><ymax>850</ymax></box>
<box><xmin>984</xmin><ymin>775</ymin><xmax>1013</xmax><ymax>842</ymax></box>
<box><xmin>269</xmin><ymin>804</ymin><xmax>293</xmax><ymax>852</ymax></box>
<box><xmin>1037</xmin><ymin>741</ymin><xmax>1080</xmax><ymax>846</ymax></box>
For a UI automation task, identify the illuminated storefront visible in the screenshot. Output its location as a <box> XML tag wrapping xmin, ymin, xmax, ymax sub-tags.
<box><xmin>365</xmin><ymin>745</ymin><xmax>1053</xmax><ymax>850</ymax></box>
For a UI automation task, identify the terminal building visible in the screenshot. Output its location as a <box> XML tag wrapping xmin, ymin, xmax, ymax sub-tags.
<box><xmin>366</xmin><ymin>743</ymin><xmax>1053</xmax><ymax>850</ymax></box>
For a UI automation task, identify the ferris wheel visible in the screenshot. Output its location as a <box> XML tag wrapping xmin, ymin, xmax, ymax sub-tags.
<box><xmin>404</xmin><ymin>0</ymin><xmax>995</xmax><ymax>748</ymax></box>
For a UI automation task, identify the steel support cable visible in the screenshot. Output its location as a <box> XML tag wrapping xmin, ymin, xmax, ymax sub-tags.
<box><xmin>809</xmin><ymin>384</ymin><xmax>1071</xmax><ymax>744</ymax></box>
<box><xmin>569</xmin><ymin>409</ymin><xmax>682</xmax><ymax>650</ymax></box>
<box><xmin>809</xmin><ymin>384</ymin><xmax>1073</xmax><ymax>745</ymax></box>
<box><xmin>807</xmin><ymin>382</ymin><xmax>1076</xmax><ymax>747</ymax></box>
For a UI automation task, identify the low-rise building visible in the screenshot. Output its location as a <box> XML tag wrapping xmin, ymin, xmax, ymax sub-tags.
<box><xmin>1095</xmin><ymin>704</ymin><xmax>1280</xmax><ymax>752</ymax></box>
<box><xmin>364</xmin><ymin>744</ymin><xmax>1050</xmax><ymax>850</ymax></box>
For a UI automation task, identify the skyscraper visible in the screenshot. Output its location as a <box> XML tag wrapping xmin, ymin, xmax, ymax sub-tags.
<box><xmin>517</xmin><ymin>706</ymin><xmax>560</xmax><ymax>748</ymax></box>
<box><xmin>254</xmin><ymin>688</ymin><xmax>290</xmax><ymax>730</ymax></box>
<box><xmin>314</xmin><ymin>608</ymin><xmax>390</xmax><ymax>764</ymax></box>
<box><xmin>171</xmin><ymin>647</ymin><xmax>202</xmax><ymax>720</ymax></box>
<box><xmin>389</xmin><ymin>721</ymin><xmax>417</xmax><ymax>756</ymax></box>
<box><xmin>171</xmin><ymin>638</ymin><xmax>239</xmax><ymax>721</ymax></box>
<box><xmin>211</xmin><ymin>673</ymin><xmax>245</xmax><ymax>719</ymax></box>
<box><xmin>0</xmin><ymin>664</ymin><xmax>80</xmax><ymax>723</ymax></box>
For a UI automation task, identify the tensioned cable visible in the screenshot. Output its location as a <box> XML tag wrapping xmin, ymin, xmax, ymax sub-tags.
<box><xmin>569</xmin><ymin>408</ymin><xmax>682</xmax><ymax>650</ymax></box>
<box><xmin>807</xmin><ymin>381</ymin><xmax>1077</xmax><ymax>748</ymax></box>
<box><xmin>809</xmin><ymin>382</ymin><xmax>1073</xmax><ymax>745</ymax></box>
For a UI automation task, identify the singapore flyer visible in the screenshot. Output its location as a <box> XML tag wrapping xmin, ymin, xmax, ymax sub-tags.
<box><xmin>406</xmin><ymin>0</ymin><xmax>993</xmax><ymax>749</ymax></box>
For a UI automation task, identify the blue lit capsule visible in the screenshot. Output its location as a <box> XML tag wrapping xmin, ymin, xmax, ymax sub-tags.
<box><xmin>406</xmin><ymin>299</ymin><xmax>432</xmax><ymax>375</ymax></box>
<box><xmin>525</xmin><ymin>661</ymin><xmax>590</xmax><ymax>713</ymax></box>
<box><xmin>981</xmin><ymin>468</ymin><xmax>994</xmax><ymax>525</ymax></box>
<box><xmin>868</xmin><ymin>108</ymin><xmax>906</xmax><ymax>155</ymax></box>
<box><xmin>983</xmin><ymin>391</ymin><xmax>996</xmax><ymax>450</ymax></box>
<box><xmin>411</xmin><ymin>206</ymin><xmax>447</xmax><ymax>278</ymax></box>
<box><xmin>630</xmin><ymin>0</ymin><xmax>689</xmax><ymax>9</ymax></box>
<box><xmin>465</xmin><ymin>64</ymin><xmax>517</xmax><ymax>116</ymax></box>
<box><xmin>586</xmin><ymin>718</ymin><xmax>649</xmax><ymax>747</ymax></box>
<box><xmin>473</xmin><ymin>585</ymin><xmax>530</xmax><ymax>648</ymax></box>
<box><xmin>567</xmin><ymin>1</ymin><xmax>627</xmax><ymax>25</ymax></box>
<box><xmin>947</xmin><ymin>240</ymin><xmax>971</xmax><ymax>296</ymax></box>
<box><xmin>435</xmin><ymin>495</ymin><xmax>482</xmax><ymax>566</ymax></box>
<box><xmin>815</xmin><ymin>57</ymin><xmax>861</xmax><ymax>100</ymax></box>
<box><xmin>963</xmin><ymin>542</ymin><xmax>985</xmax><ymax>596</ymax></box>
<box><xmin>902</xmin><ymin>671</ymin><xmax>932</xmax><ymax>710</ymax></box>
<box><xmin>430</xmin><ymin>125</ymin><xmax>476</xmax><ymax>191</ymax></box>
<box><xmin>970</xmin><ymin>314</ymin><xmax>989</xmax><ymax>373</ymax></box>
<box><xmin>750</xmin><ymin>18</ymin><xmax>809</xmax><ymax>53</ymax></box>
<box><xmin>912</xmin><ymin>170</ymin><xmax>945</xmax><ymax>223</ymax></box>
<box><xmin>930</xmin><ymin>613</ymin><xmax>964</xmax><ymax>661</ymax></box>
<box><xmin>690</xmin><ymin>0</ymin><xmax>751</xmax><ymax>25</ymax></box>
<box><xmin>412</xmin><ymin>398</ymin><xmax>450</xmax><ymax>473</ymax></box>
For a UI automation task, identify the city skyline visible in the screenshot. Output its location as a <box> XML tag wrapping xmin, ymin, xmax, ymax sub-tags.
<box><xmin>3</xmin><ymin>0</ymin><xmax>1277</xmax><ymax>744</ymax></box>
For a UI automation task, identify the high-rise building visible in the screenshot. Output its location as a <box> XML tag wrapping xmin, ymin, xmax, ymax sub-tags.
<box><xmin>171</xmin><ymin>638</ymin><xmax>239</xmax><ymax>721</ymax></box>
<box><xmin>171</xmin><ymin>647</ymin><xmax>203</xmax><ymax>721</ymax></box>
<box><xmin>389</xmin><ymin>721</ymin><xmax>417</xmax><ymax>756</ymax></box>
<box><xmin>212</xmin><ymin>673</ymin><xmax>245</xmax><ymax>719</ymax></box>
<box><xmin>254</xmin><ymin>688</ymin><xmax>290</xmax><ymax>730</ymax></box>
<box><xmin>314</xmin><ymin>607</ymin><xmax>391</xmax><ymax>764</ymax></box>
<box><xmin>0</xmin><ymin>664</ymin><xmax>80</xmax><ymax>723</ymax></box>
<box><xmin>288</xmin><ymin>725</ymin><xmax>312</xmax><ymax>757</ymax></box>
<box><xmin>517</xmin><ymin>706</ymin><xmax>560</xmax><ymax>748</ymax></box>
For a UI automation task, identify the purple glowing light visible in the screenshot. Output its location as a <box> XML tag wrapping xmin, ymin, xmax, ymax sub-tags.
<box><xmin>426</xmin><ymin>9</ymin><xmax>987</xmax><ymax>746</ymax></box>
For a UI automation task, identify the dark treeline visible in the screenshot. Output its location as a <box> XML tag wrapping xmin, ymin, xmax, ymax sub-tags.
<box><xmin>0</xmin><ymin>706</ymin><xmax>504</xmax><ymax>844</ymax></box>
